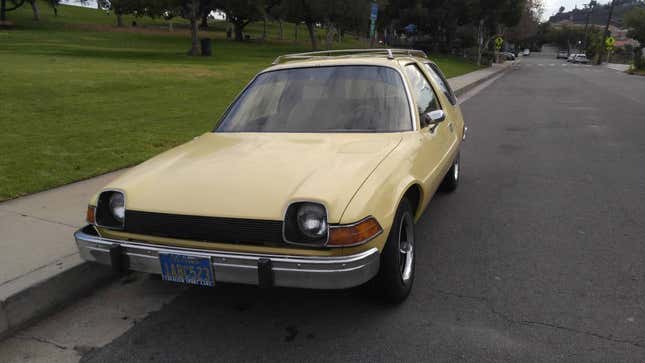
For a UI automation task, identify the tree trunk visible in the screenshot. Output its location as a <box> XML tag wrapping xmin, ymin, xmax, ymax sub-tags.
<box><xmin>168</xmin><ymin>20</ymin><xmax>173</xmax><ymax>32</ymax></box>
<box><xmin>294</xmin><ymin>22</ymin><xmax>298</xmax><ymax>41</ymax></box>
<box><xmin>325</xmin><ymin>23</ymin><xmax>334</xmax><ymax>50</ymax></box>
<box><xmin>278</xmin><ymin>19</ymin><xmax>283</xmax><ymax>40</ymax></box>
<box><xmin>476</xmin><ymin>19</ymin><xmax>484</xmax><ymax>66</ymax></box>
<box><xmin>116</xmin><ymin>12</ymin><xmax>124</xmax><ymax>27</ymax></box>
<box><xmin>200</xmin><ymin>11</ymin><xmax>208</xmax><ymax>29</ymax></box>
<box><xmin>29</xmin><ymin>0</ymin><xmax>39</xmax><ymax>21</ymax></box>
<box><xmin>306</xmin><ymin>21</ymin><xmax>317</xmax><ymax>50</ymax></box>
<box><xmin>1</xmin><ymin>0</ymin><xmax>7</xmax><ymax>21</ymax></box>
<box><xmin>189</xmin><ymin>18</ymin><xmax>199</xmax><ymax>56</ymax></box>
<box><xmin>234</xmin><ymin>21</ymin><xmax>243</xmax><ymax>41</ymax></box>
<box><xmin>262</xmin><ymin>15</ymin><xmax>267</xmax><ymax>40</ymax></box>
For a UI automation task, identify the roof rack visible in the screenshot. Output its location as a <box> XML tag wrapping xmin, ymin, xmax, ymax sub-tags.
<box><xmin>271</xmin><ymin>48</ymin><xmax>428</xmax><ymax>65</ymax></box>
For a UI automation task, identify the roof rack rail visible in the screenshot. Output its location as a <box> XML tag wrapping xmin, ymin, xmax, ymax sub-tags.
<box><xmin>271</xmin><ymin>48</ymin><xmax>428</xmax><ymax>65</ymax></box>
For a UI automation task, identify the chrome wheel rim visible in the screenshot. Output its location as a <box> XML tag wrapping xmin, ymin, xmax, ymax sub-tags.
<box><xmin>398</xmin><ymin>212</ymin><xmax>414</xmax><ymax>282</ymax></box>
<box><xmin>453</xmin><ymin>161</ymin><xmax>459</xmax><ymax>181</ymax></box>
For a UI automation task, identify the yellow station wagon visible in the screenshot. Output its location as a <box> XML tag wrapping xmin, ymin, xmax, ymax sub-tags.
<box><xmin>76</xmin><ymin>49</ymin><xmax>466</xmax><ymax>302</ymax></box>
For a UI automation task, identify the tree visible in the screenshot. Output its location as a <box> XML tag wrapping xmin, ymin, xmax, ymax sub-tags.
<box><xmin>546</xmin><ymin>24</ymin><xmax>586</xmax><ymax>52</ymax></box>
<box><xmin>220</xmin><ymin>0</ymin><xmax>263</xmax><ymax>41</ymax></box>
<box><xmin>277</xmin><ymin>0</ymin><xmax>326</xmax><ymax>50</ymax></box>
<box><xmin>506</xmin><ymin>0</ymin><xmax>544</xmax><ymax>50</ymax></box>
<box><xmin>1</xmin><ymin>0</ymin><xmax>25</xmax><ymax>21</ymax></box>
<box><xmin>623</xmin><ymin>8</ymin><xmax>645</xmax><ymax>46</ymax></box>
<box><xmin>27</xmin><ymin>0</ymin><xmax>39</xmax><ymax>20</ymax></box>
<box><xmin>267</xmin><ymin>0</ymin><xmax>285</xmax><ymax>39</ymax></box>
<box><xmin>144</xmin><ymin>0</ymin><xmax>216</xmax><ymax>55</ymax></box>
<box><xmin>176</xmin><ymin>0</ymin><xmax>203</xmax><ymax>55</ymax></box>
<box><xmin>467</xmin><ymin>0</ymin><xmax>526</xmax><ymax>65</ymax></box>
<box><xmin>109</xmin><ymin>0</ymin><xmax>148</xmax><ymax>27</ymax></box>
<box><xmin>624</xmin><ymin>7</ymin><xmax>645</xmax><ymax>69</ymax></box>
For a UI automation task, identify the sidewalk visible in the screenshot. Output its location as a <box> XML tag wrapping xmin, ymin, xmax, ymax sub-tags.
<box><xmin>0</xmin><ymin>62</ymin><xmax>510</xmax><ymax>339</ymax></box>
<box><xmin>605</xmin><ymin>63</ymin><xmax>630</xmax><ymax>72</ymax></box>
<box><xmin>450</xmin><ymin>62</ymin><xmax>510</xmax><ymax>97</ymax></box>
<box><xmin>0</xmin><ymin>171</ymin><xmax>125</xmax><ymax>338</ymax></box>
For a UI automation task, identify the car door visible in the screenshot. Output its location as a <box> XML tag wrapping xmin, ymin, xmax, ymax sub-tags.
<box><xmin>402</xmin><ymin>63</ymin><xmax>453</xmax><ymax>195</ymax></box>
<box><xmin>421</xmin><ymin>62</ymin><xmax>462</xmax><ymax>156</ymax></box>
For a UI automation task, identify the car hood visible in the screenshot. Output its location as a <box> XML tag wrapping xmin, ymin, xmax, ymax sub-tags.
<box><xmin>102</xmin><ymin>132</ymin><xmax>402</xmax><ymax>222</ymax></box>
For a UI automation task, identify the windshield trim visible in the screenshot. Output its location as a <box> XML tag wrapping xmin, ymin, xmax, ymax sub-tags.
<box><xmin>213</xmin><ymin>64</ymin><xmax>416</xmax><ymax>133</ymax></box>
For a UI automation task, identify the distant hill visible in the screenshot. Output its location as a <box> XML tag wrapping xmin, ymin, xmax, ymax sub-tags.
<box><xmin>548</xmin><ymin>0</ymin><xmax>645</xmax><ymax>27</ymax></box>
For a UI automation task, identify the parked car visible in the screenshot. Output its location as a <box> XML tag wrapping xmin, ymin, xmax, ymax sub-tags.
<box><xmin>502</xmin><ymin>52</ymin><xmax>516</xmax><ymax>61</ymax></box>
<box><xmin>573</xmin><ymin>54</ymin><xmax>590</xmax><ymax>64</ymax></box>
<box><xmin>75</xmin><ymin>49</ymin><xmax>466</xmax><ymax>303</ymax></box>
<box><xmin>523</xmin><ymin>48</ymin><xmax>530</xmax><ymax>56</ymax></box>
<box><xmin>557</xmin><ymin>50</ymin><xmax>568</xmax><ymax>59</ymax></box>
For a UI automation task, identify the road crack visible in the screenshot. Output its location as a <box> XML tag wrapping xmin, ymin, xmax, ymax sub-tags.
<box><xmin>15</xmin><ymin>334</ymin><xmax>68</xmax><ymax>350</ymax></box>
<box><xmin>430</xmin><ymin>288</ymin><xmax>645</xmax><ymax>350</ymax></box>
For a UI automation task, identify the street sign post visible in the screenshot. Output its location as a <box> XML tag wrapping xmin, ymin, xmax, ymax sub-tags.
<box><xmin>494</xmin><ymin>36</ymin><xmax>503</xmax><ymax>63</ymax></box>
<box><xmin>495</xmin><ymin>36</ymin><xmax>503</xmax><ymax>50</ymax></box>
<box><xmin>605</xmin><ymin>36</ymin><xmax>615</xmax><ymax>62</ymax></box>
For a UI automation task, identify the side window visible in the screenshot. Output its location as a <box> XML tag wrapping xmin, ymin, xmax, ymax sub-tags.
<box><xmin>423</xmin><ymin>63</ymin><xmax>457</xmax><ymax>105</ymax></box>
<box><xmin>403</xmin><ymin>64</ymin><xmax>441</xmax><ymax>125</ymax></box>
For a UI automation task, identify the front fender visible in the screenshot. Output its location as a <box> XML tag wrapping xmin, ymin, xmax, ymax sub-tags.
<box><xmin>340</xmin><ymin>136</ymin><xmax>424</xmax><ymax>255</ymax></box>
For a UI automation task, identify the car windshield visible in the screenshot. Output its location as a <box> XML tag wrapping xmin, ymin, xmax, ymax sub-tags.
<box><xmin>215</xmin><ymin>65</ymin><xmax>412</xmax><ymax>133</ymax></box>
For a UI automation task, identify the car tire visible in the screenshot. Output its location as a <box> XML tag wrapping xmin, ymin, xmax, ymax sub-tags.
<box><xmin>440</xmin><ymin>153</ymin><xmax>460</xmax><ymax>192</ymax></box>
<box><xmin>373</xmin><ymin>198</ymin><xmax>415</xmax><ymax>303</ymax></box>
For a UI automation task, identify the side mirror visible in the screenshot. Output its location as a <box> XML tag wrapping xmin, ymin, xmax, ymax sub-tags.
<box><xmin>423</xmin><ymin>110</ymin><xmax>446</xmax><ymax>128</ymax></box>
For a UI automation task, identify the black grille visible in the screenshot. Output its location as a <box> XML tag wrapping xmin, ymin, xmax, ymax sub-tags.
<box><xmin>123</xmin><ymin>210</ymin><xmax>284</xmax><ymax>246</ymax></box>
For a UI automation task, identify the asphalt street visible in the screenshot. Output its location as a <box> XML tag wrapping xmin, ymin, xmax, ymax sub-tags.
<box><xmin>7</xmin><ymin>54</ymin><xmax>645</xmax><ymax>362</ymax></box>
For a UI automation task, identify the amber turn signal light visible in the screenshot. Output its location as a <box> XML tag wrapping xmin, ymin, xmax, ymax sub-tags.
<box><xmin>328</xmin><ymin>217</ymin><xmax>383</xmax><ymax>247</ymax></box>
<box><xmin>86</xmin><ymin>205</ymin><xmax>96</xmax><ymax>224</ymax></box>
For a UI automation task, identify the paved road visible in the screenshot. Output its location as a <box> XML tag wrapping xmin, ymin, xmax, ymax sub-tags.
<box><xmin>6</xmin><ymin>54</ymin><xmax>645</xmax><ymax>362</ymax></box>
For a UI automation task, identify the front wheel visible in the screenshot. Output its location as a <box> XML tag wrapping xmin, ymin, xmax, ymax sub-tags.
<box><xmin>373</xmin><ymin>198</ymin><xmax>415</xmax><ymax>303</ymax></box>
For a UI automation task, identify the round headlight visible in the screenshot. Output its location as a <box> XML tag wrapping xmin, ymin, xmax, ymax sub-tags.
<box><xmin>296</xmin><ymin>204</ymin><xmax>327</xmax><ymax>238</ymax></box>
<box><xmin>108</xmin><ymin>192</ymin><xmax>125</xmax><ymax>222</ymax></box>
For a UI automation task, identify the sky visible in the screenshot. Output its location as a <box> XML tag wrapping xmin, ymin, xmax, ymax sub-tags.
<box><xmin>542</xmin><ymin>0</ymin><xmax>611</xmax><ymax>21</ymax></box>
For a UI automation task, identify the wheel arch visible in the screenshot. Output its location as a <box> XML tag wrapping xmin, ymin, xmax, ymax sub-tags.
<box><xmin>402</xmin><ymin>183</ymin><xmax>424</xmax><ymax>221</ymax></box>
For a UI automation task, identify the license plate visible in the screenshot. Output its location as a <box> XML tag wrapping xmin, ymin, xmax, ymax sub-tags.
<box><xmin>159</xmin><ymin>254</ymin><xmax>215</xmax><ymax>287</ymax></box>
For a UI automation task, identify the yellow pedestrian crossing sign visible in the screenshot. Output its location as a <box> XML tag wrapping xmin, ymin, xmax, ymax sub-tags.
<box><xmin>495</xmin><ymin>36</ymin><xmax>503</xmax><ymax>50</ymax></box>
<box><xmin>605</xmin><ymin>36</ymin><xmax>615</xmax><ymax>47</ymax></box>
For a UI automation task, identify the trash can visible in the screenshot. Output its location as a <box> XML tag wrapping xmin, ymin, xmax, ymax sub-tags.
<box><xmin>201</xmin><ymin>38</ymin><xmax>212</xmax><ymax>56</ymax></box>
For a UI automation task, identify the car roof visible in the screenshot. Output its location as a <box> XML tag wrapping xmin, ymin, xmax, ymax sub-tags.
<box><xmin>264</xmin><ymin>49</ymin><xmax>432</xmax><ymax>73</ymax></box>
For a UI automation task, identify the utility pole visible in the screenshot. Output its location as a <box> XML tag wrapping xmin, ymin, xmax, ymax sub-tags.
<box><xmin>599</xmin><ymin>0</ymin><xmax>616</xmax><ymax>64</ymax></box>
<box><xmin>583</xmin><ymin>1</ymin><xmax>596</xmax><ymax>51</ymax></box>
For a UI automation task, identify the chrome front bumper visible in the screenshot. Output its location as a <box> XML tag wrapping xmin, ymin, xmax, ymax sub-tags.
<box><xmin>74</xmin><ymin>226</ymin><xmax>380</xmax><ymax>289</ymax></box>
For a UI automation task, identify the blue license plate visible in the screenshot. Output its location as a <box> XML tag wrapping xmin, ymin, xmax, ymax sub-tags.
<box><xmin>159</xmin><ymin>254</ymin><xmax>215</xmax><ymax>287</ymax></box>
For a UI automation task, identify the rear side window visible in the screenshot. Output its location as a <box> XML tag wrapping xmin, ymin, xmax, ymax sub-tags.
<box><xmin>423</xmin><ymin>63</ymin><xmax>457</xmax><ymax>105</ymax></box>
<box><xmin>403</xmin><ymin>64</ymin><xmax>441</xmax><ymax>119</ymax></box>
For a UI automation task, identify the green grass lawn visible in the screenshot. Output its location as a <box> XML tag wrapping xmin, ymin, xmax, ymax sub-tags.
<box><xmin>0</xmin><ymin>1</ymin><xmax>482</xmax><ymax>201</ymax></box>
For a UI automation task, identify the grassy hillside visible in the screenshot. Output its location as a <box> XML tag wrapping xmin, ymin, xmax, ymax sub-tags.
<box><xmin>0</xmin><ymin>1</ymin><xmax>482</xmax><ymax>201</ymax></box>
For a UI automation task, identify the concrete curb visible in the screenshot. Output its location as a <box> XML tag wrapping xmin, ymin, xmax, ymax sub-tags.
<box><xmin>0</xmin><ymin>253</ymin><xmax>114</xmax><ymax>340</ymax></box>
<box><xmin>0</xmin><ymin>61</ymin><xmax>510</xmax><ymax>342</ymax></box>
<box><xmin>451</xmin><ymin>63</ymin><xmax>511</xmax><ymax>97</ymax></box>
